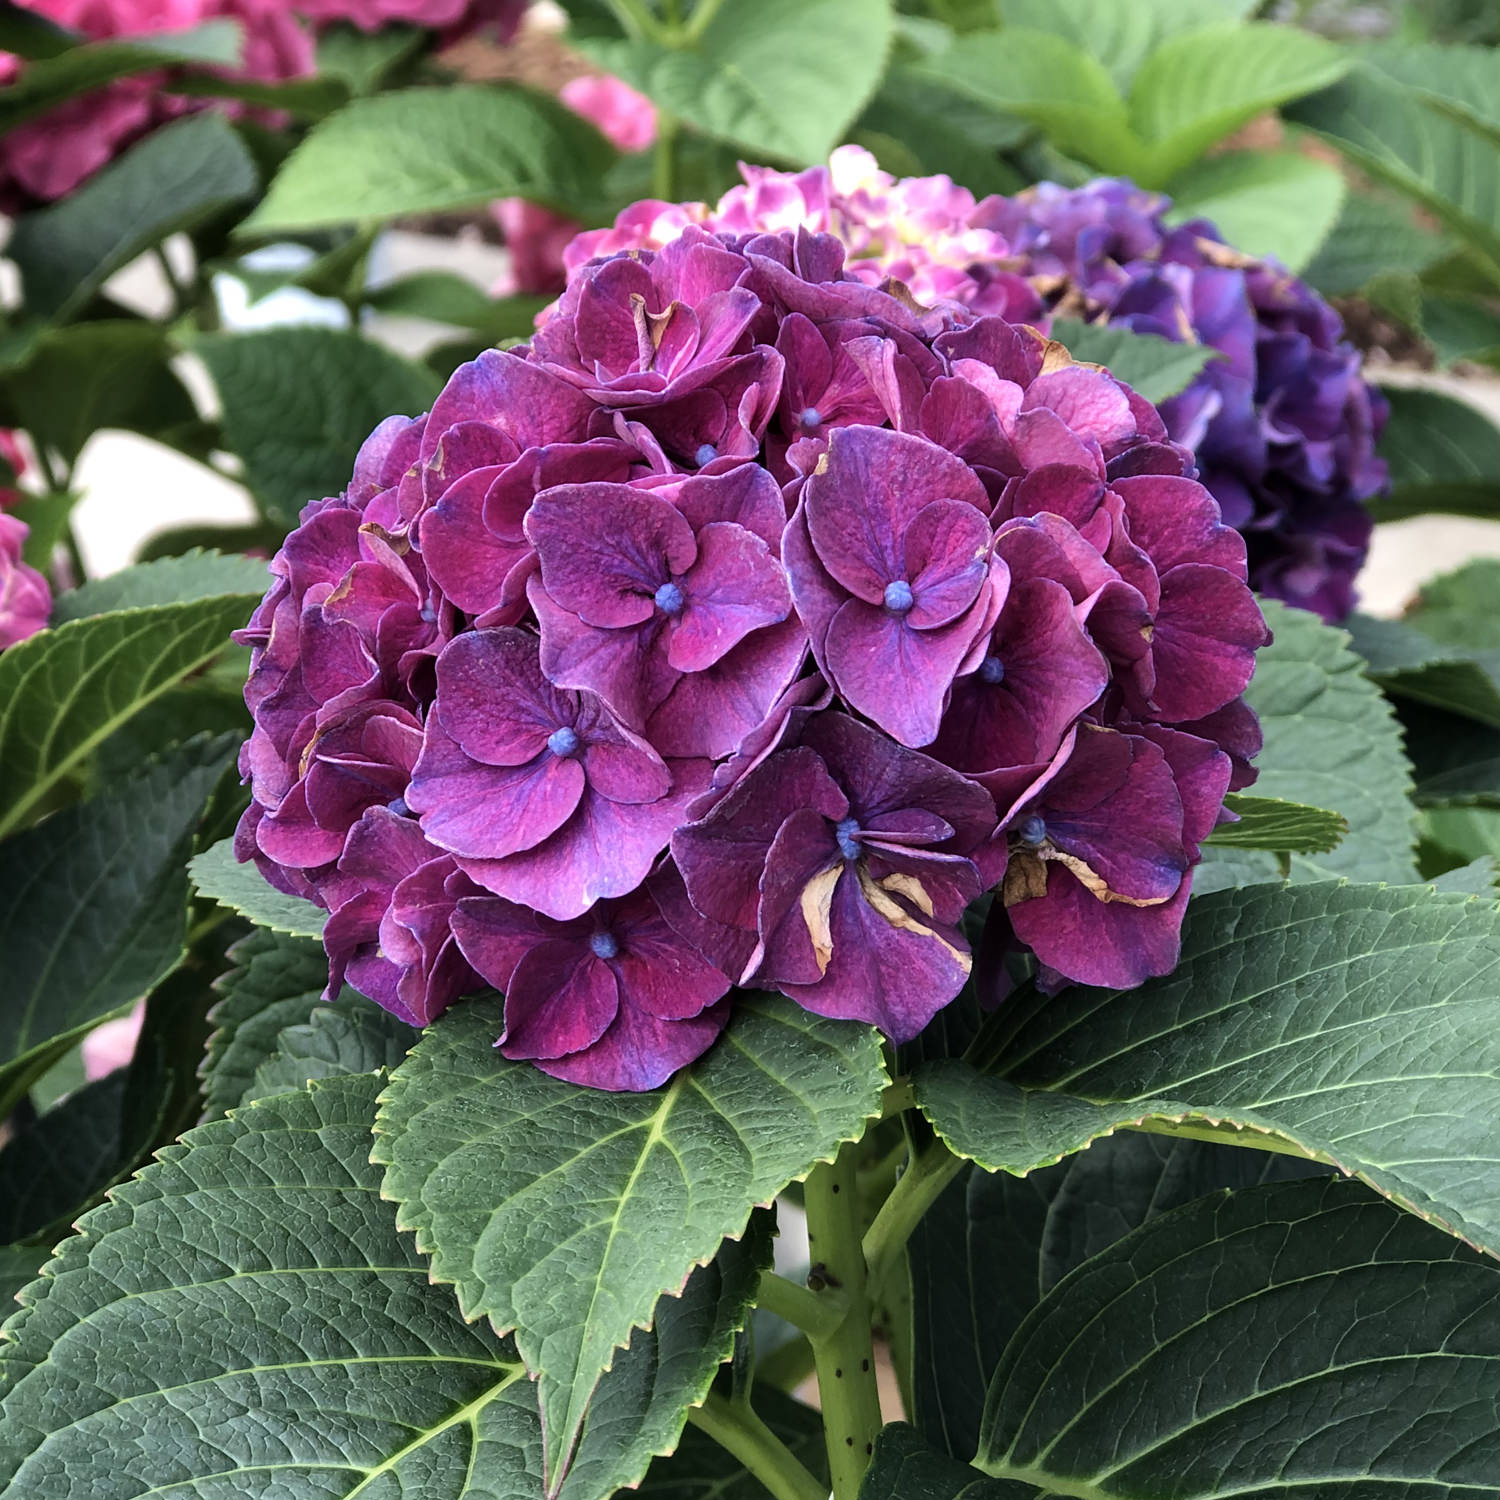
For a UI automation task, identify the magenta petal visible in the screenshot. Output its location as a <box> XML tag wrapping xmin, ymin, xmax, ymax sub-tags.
<box><xmin>673</xmin><ymin>463</ymin><xmax>787</xmax><ymax>550</ymax></box>
<box><xmin>420</xmin><ymin>465</ymin><xmax>529</xmax><ymax>616</ymax></box>
<box><xmin>463</xmin><ymin>765</ymin><xmax>710</xmax><ymax>920</ymax></box>
<box><xmin>902</xmin><ymin>499</ymin><xmax>994</xmax><ymax>630</ymax></box>
<box><xmin>410</xmin><ymin>721</ymin><xmax>585</xmax><ymax>860</ymax></box>
<box><xmin>754</xmin><ymin>809</ymin><xmax>845</xmax><ymax>988</ymax></box>
<box><xmin>779</xmin><ymin>857</ymin><xmax>971</xmax><ymax>1042</ymax></box>
<box><xmin>1111</xmin><ymin>473</ymin><xmax>1248</xmax><ymax>576</ymax></box>
<box><xmin>668</xmin><ymin>522</ymin><xmax>791</xmax><ymax>671</ymax></box>
<box><xmin>1149</xmin><ymin>564</ymin><xmax>1269</xmax><ymax>722</ymax></box>
<box><xmin>824</xmin><ymin>595</ymin><xmax>986</xmax><ymax>748</ymax></box>
<box><xmin>1009</xmin><ymin>861</ymin><xmax>1189</xmax><ymax>990</ymax></box>
<box><xmin>612</xmin><ymin>914</ymin><xmax>731</xmax><ymax>1021</ymax></box>
<box><xmin>499</xmin><ymin>943</ymin><xmax>621</xmax><ymax>1060</ymax></box>
<box><xmin>536</xmin><ymin>998</ymin><xmax>731</xmax><ymax>1092</ymax></box>
<box><xmin>450</xmin><ymin>894</ymin><xmax>545</xmax><ymax>991</ymax></box>
<box><xmin>433</xmin><ymin>629</ymin><xmax>560</xmax><ymax>767</ymax></box>
<box><xmin>527</xmin><ymin>484</ymin><xmax>697</xmax><ymax>627</ymax></box>
<box><xmin>1021</xmin><ymin>366</ymin><xmax>1136</xmax><ymax>449</ymax></box>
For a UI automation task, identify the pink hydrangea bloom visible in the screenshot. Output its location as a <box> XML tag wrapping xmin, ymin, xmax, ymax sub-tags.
<box><xmin>0</xmin><ymin>513</ymin><xmax>51</xmax><ymax>649</ymax></box>
<box><xmin>238</xmin><ymin>216</ymin><xmax>1268</xmax><ymax>1091</ymax></box>
<box><xmin>82</xmin><ymin>1003</ymin><xmax>145</xmax><ymax>1079</ymax></box>
<box><xmin>558</xmin><ymin>73</ymin><xmax>657</xmax><ymax>153</ymax></box>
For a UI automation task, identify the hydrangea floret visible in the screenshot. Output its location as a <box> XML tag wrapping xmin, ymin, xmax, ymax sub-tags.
<box><xmin>237</xmin><ymin>218</ymin><xmax>1269</xmax><ymax>1091</ymax></box>
<box><xmin>561</xmin><ymin>148</ymin><xmax>1386</xmax><ymax>622</ymax></box>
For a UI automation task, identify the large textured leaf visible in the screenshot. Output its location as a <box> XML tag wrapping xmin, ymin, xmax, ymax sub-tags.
<box><xmin>1349</xmin><ymin>611</ymin><xmax>1500</xmax><ymax>729</ymax></box>
<box><xmin>198</xmin><ymin>325</ymin><xmax>439</xmax><ymax>527</ymax></box>
<box><xmin>0</xmin><ymin>322</ymin><xmax>198</xmax><ymax>465</ymax></box>
<box><xmin>0</xmin><ymin>1074</ymin><xmax>126</xmax><ymax>1245</ymax></box>
<box><xmin>198</xmin><ymin>928</ymin><xmax>329</xmax><ymax>1120</ymax></box>
<box><xmin>0</xmin><ymin>1248</ymin><xmax>47</xmax><ymax>1313</ymax></box>
<box><xmin>374</xmin><ymin>994</ymin><xmax>887</xmax><ymax>1484</ymax></box>
<box><xmin>50</xmin><ymin>550</ymin><xmax>271</xmax><ymax>625</ymax></box>
<box><xmin>242</xmin><ymin>993</ymin><xmax>415</xmax><ymax>1108</ymax></box>
<box><xmin>997</xmin><ymin>0</ymin><xmax>1255</xmax><ymax>90</ymax></box>
<box><xmin>1165</xmin><ymin>149</ymin><xmax>1345</xmax><ymax>272</ymax></box>
<box><xmin>187</xmin><ymin>837</ymin><xmax>328</xmax><ymax>940</ymax></box>
<box><xmin>1372</xmin><ymin>385</ymin><xmax>1500</xmax><ymax>521</ymax></box>
<box><xmin>0</xmin><ymin>1074</ymin><xmax>776</xmax><ymax>1500</ymax></box>
<box><xmin>993</xmin><ymin>879</ymin><xmax>1500</xmax><ymax>1257</ymax></box>
<box><xmin>0</xmin><ymin>736</ymin><xmax>234</xmax><ymax>1104</ymax></box>
<box><xmin>8</xmin><ymin>113</ymin><xmax>257</xmax><ymax>321</ymax></box>
<box><xmin>1126</xmin><ymin>23</ymin><xmax>1349</xmax><ymax>185</ymax></box>
<box><xmin>860</xmin><ymin>1428</ymin><xmax>1031</xmax><ymax>1500</ymax></box>
<box><xmin>974</xmin><ymin>1178</ymin><xmax>1500</xmax><ymax>1495</ymax></box>
<box><xmin>1197</xmin><ymin>599</ymin><xmax>1418</xmax><ymax>890</ymax></box>
<box><xmin>1045</xmin><ymin>318</ymin><xmax>1216</xmax><ymax>402</ymax></box>
<box><xmin>244</xmin><ymin>85</ymin><xmax>617</xmax><ymax>233</ymax></box>
<box><xmin>1201</xmin><ymin>793</ymin><xmax>1346</xmax><ymax>854</ymax></box>
<box><xmin>1301</xmin><ymin>188</ymin><xmax>1448</xmax><ymax>298</ymax></box>
<box><xmin>1360</xmin><ymin>39</ymin><xmax>1500</xmax><ymax>156</ymax></box>
<box><xmin>916</xmin><ymin>29</ymin><xmax>1130</xmax><ymax>172</ymax></box>
<box><xmin>909</xmin><ymin>1135</ymin><xmax>1317</xmax><ymax>1462</ymax></box>
<box><xmin>1289</xmin><ymin>63</ymin><xmax>1500</xmax><ymax>278</ymax></box>
<box><xmin>1404</xmin><ymin>704</ymin><xmax>1500</xmax><ymax>809</ymax></box>
<box><xmin>580</xmin><ymin>0</ymin><xmax>893</xmax><ymax>166</ymax></box>
<box><xmin>0</xmin><ymin>591</ymin><xmax>260</xmax><ymax>839</ymax></box>
<box><xmin>0</xmin><ymin>1075</ymin><xmax>533</xmax><ymax>1498</ymax></box>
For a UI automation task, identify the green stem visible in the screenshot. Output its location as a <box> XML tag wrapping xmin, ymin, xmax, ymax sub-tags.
<box><xmin>688</xmin><ymin>1393</ymin><xmax>827</xmax><ymax>1500</ymax></box>
<box><xmin>603</xmin><ymin>0</ymin><xmax>662</xmax><ymax>41</ymax></box>
<box><xmin>652</xmin><ymin>110</ymin><xmax>679</xmax><ymax>200</ymax></box>
<box><xmin>757</xmin><ymin>1331</ymin><xmax>816</xmax><ymax>1393</ymax></box>
<box><xmin>757</xmin><ymin>1268</ymin><xmax>848</xmax><ymax>1342</ymax></box>
<box><xmin>862</xmin><ymin>1137</ymin><xmax>964</xmax><ymax>1303</ymax></box>
<box><xmin>683</xmin><ymin>0</ymin><xmax>727</xmax><ymax>42</ymax></box>
<box><xmin>805</xmin><ymin>1141</ymin><xmax>883</xmax><ymax>1500</ymax></box>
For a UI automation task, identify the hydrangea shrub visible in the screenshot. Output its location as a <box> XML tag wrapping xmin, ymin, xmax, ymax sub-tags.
<box><xmin>235</xmin><ymin>221</ymin><xmax>1268</xmax><ymax>1090</ymax></box>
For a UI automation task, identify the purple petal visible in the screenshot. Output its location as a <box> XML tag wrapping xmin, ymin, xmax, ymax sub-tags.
<box><xmin>668</xmin><ymin>522</ymin><xmax>791</xmax><ymax>671</ymax></box>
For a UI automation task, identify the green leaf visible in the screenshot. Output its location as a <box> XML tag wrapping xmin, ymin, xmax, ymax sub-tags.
<box><xmin>0</xmin><ymin>1074</ymin><xmax>126</xmax><ymax>1245</ymax></box>
<box><xmin>994</xmin><ymin>879</ymin><xmax>1500</xmax><ymax>1257</ymax></box>
<box><xmin>187</xmin><ymin>837</ymin><xmax>328</xmax><ymax>940</ymax></box>
<box><xmin>1165</xmin><ymin>149</ymin><xmax>1345</xmax><ymax>273</ymax></box>
<box><xmin>199</xmin><ymin>929</ymin><xmax>331</xmax><ymax>1120</ymax></box>
<box><xmin>50</xmin><ymin>550</ymin><xmax>270</xmax><ymax>626</ymax></box>
<box><xmin>975</xmin><ymin>1178</ymin><xmax>1500</xmax><ymax>1494</ymax></box>
<box><xmin>315</xmin><ymin>21</ymin><xmax>425</xmax><ymax>95</ymax></box>
<box><xmin>0</xmin><ymin>590</ymin><xmax>259</xmax><ymax>839</ymax></box>
<box><xmin>1359</xmin><ymin>39</ymin><xmax>1500</xmax><ymax>156</ymax></box>
<box><xmin>578</xmin><ymin>0</ymin><xmax>894</xmax><ymax>166</ymax></box>
<box><xmin>909</xmin><ymin>1135</ymin><xmax>1316</xmax><ymax>1462</ymax></box>
<box><xmin>1301</xmin><ymin>188</ymin><xmax>1448</xmax><ymax>298</ymax></box>
<box><xmin>0</xmin><ymin>2</ymin><xmax>76</xmax><ymax>60</ymax></box>
<box><xmin>1404</xmin><ymin>704</ymin><xmax>1500</xmax><ymax>808</ymax></box>
<box><xmin>914</xmin><ymin>29</ymin><xmax>1131</xmax><ymax>173</ymax></box>
<box><xmin>0</xmin><ymin>1075</ymin><xmax>534</xmax><ymax>1498</ymax></box>
<box><xmin>1409</xmin><ymin>558</ymin><xmax>1500</xmax><ymax>648</ymax></box>
<box><xmin>1045</xmin><ymin>318</ymin><xmax>1217</xmax><ymax>402</ymax></box>
<box><xmin>0</xmin><ymin>322</ymin><xmax>198</xmax><ymax>467</ymax></box>
<box><xmin>8</xmin><ymin>113</ymin><xmax>258</xmax><ymax>323</ymax></box>
<box><xmin>0</xmin><ymin>736</ymin><xmax>234</xmax><ymax>1107</ymax></box>
<box><xmin>1202</xmin><ymin>793</ymin><xmax>1347</xmax><ymax>854</ymax></box>
<box><xmin>997</xmin><ymin>0</ymin><xmax>1255</xmax><ymax>91</ymax></box>
<box><xmin>859</xmin><ymin>1427</ymin><xmax>1031</xmax><ymax>1500</ymax></box>
<box><xmin>1371</xmin><ymin>385</ymin><xmax>1500</xmax><ymax>521</ymax></box>
<box><xmin>1289</xmin><ymin>64</ymin><xmax>1500</xmax><ymax>284</ymax></box>
<box><xmin>243</xmin><ymin>84</ymin><xmax>617</xmax><ymax>234</ymax></box>
<box><xmin>198</xmin><ymin>325</ymin><xmax>439</xmax><ymax>528</ymax></box>
<box><xmin>0</xmin><ymin>21</ymin><xmax>242</xmax><ymax>131</ymax></box>
<box><xmin>640</xmin><ymin>1387</ymin><xmax>827</xmax><ymax>1499</ymax></box>
<box><xmin>374</xmin><ymin>993</ymin><xmax>888</xmax><ymax>1485</ymax></box>
<box><xmin>365</xmin><ymin>273</ymin><xmax>550</xmax><ymax>339</ymax></box>
<box><xmin>0</xmin><ymin>1073</ymin><xmax>777</xmax><ymax>1500</ymax></box>
<box><xmin>1127</xmin><ymin>23</ymin><xmax>1350</xmax><ymax>186</ymax></box>
<box><xmin>0</xmin><ymin>1246</ymin><xmax>47</xmax><ymax>1313</ymax></box>
<box><xmin>1348</xmin><ymin>611</ymin><xmax>1500</xmax><ymax>728</ymax></box>
<box><xmin>243</xmin><ymin>993</ymin><xmax>416</xmax><ymax>1108</ymax></box>
<box><xmin>1197</xmin><ymin>599</ymin><xmax>1419</xmax><ymax>890</ymax></box>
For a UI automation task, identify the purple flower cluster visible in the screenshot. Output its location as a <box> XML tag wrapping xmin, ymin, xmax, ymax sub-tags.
<box><xmin>564</xmin><ymin>150</ymin><xmax>1386</xmax><ymax>623</ymax></box>
<box><xmin>237</xmin><ymin>221</ymin><xmax>1268</xmax><ymax>1091</ymax></box>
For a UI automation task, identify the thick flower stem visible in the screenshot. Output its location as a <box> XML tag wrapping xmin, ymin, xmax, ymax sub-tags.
<box><xmin>805</xmin><ymin>1141</ymin><xmax>884</xmax><ymax>1500</ymax></box>
<box><xmin>688</xmin><ymin>1393</ymin><xmax>827</xmax><ymax>1500</ymax></box>
<box><xmin>862</xmin><ymin>1137</ymin><xmax>964</xmax><ymax>1303</ymax></box>
<box><xmin>653</xmin><ymin>110</ymin><xmax>679</xmax><ymax>201</ymax></box>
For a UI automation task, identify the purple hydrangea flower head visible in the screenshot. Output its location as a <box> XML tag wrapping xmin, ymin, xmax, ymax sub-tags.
<box><xmin>239</xmin><ymin>208</ymin><xmax>1272</xmax><ymax>1090</ymax></box>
